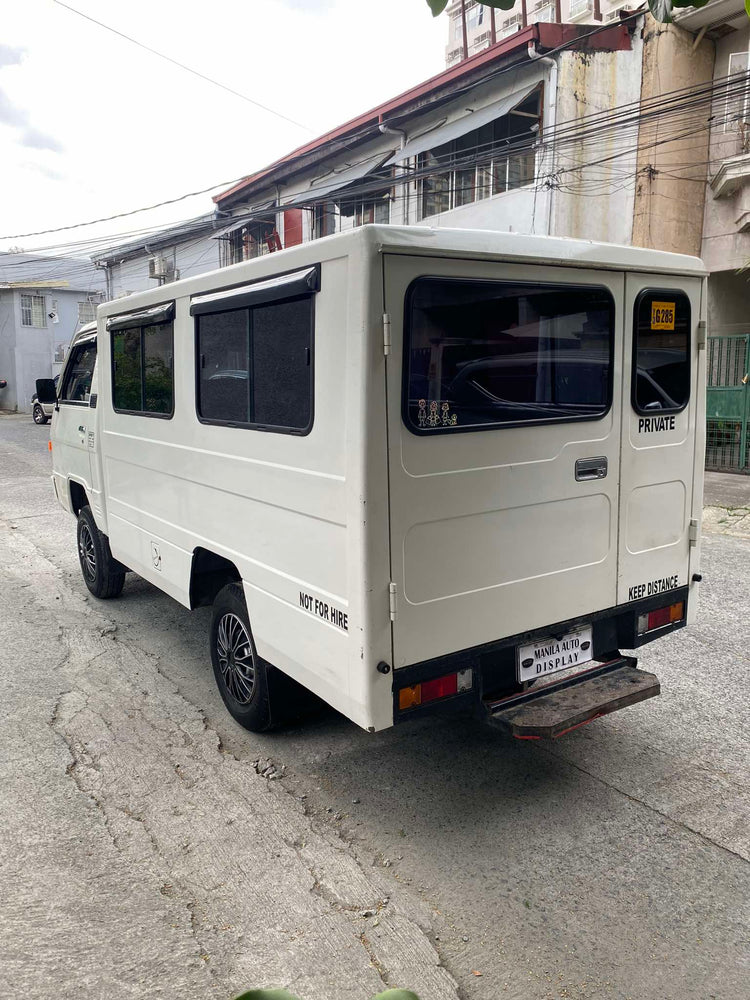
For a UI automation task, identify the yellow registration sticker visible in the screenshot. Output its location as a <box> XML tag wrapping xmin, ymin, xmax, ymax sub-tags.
<box><xmin>651</xmin><ymin>301</ymin><xmax>676</xmax><ymax>331</ymax></box>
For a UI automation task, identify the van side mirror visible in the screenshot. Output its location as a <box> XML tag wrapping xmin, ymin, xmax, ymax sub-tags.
<box><xmin>35</xmin><ymin>378</ymin><xmax>57</xmax><ymax>404</ymax></box>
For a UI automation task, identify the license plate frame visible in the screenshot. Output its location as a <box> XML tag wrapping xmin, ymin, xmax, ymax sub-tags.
<box><xmin>516</xmin><ymin>625</ymin><xmax>594</xmax><ymax>684</ymax></box>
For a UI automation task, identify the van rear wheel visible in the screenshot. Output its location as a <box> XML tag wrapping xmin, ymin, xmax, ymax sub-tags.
<box><xmin>210</xmin><ymin>583</ymin><xmax>274</xmax><ymax>732</ymax></box>
<box><xmin>77</xmin><ymin>505</ymin><xmax>126</xmax><ymax>599</ymax></box>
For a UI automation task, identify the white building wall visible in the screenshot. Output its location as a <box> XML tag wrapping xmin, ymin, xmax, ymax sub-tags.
<box><xmin>105</xmin><ymin>234</ymin><xmax>221</xmax><ymax>299</ymax></box>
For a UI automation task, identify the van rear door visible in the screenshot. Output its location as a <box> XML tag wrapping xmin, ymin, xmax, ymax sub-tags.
<box><xmin>617</xmin><ymin>274</ymin><xmax>705</xmax><ymax>615</ymax></box>
<box><xmin>384</xmin><ymin>254</ymin><xmax>625</xmax><ymax>670</ymax></box>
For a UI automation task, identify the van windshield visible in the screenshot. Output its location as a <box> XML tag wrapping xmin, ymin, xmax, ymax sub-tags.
<box><xmin>403</xmin><ymin>277</ymin><xmax>614</xmax><ymax>434</ymax></box>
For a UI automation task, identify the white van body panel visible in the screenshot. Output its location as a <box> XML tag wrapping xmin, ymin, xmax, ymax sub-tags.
<box><xmin>49</xmin><ymin>227</ymin><xmax>706</xmax><ymax>732</ymax></box>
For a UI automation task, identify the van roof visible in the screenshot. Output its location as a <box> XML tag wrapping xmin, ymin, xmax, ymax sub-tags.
<box><xmin>97</xmin><ymin>226</ymin><xmax>707</xmax><ymax>319</ymax></box>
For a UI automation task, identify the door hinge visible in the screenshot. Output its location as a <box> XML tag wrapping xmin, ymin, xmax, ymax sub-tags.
<box><xmin>689</xmin><ymin>517</ymin><xmax>699</xmax><ymax>545</ymax></box>
<box><xmin>388</xmin><ymin>581</ymin><xmax>398</xmax><ymax>622</ymax></box>
<box><xmin>383</xmin><ymin>313</ymin><xmax>392</xmax><ymax>357</ymax></box>
<box><xmin>696</xmin><ymin>320</ymin><xmax>707</xmax><ymax>350</ymax></box>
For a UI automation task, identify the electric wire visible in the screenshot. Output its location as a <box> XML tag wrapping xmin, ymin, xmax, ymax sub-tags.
<box><xmin>52</xmin><ymin>1</ymin><xmax>312</xmax><ymax>133</ymax></box>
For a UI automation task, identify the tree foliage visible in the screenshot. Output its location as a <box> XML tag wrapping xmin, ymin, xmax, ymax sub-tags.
<box><xmin>426</xmin><ymin>0</ymin><xmax>736</xmax><ymax>25</ymax></box>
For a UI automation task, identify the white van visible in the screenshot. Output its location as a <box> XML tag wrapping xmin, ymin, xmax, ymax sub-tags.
<box><xmin>39</xmin><ymin>226</ymin><xmax>706</xmax><ymax>738</ymax></box>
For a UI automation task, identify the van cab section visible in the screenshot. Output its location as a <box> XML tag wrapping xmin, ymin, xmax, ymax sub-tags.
<box><xmin>42</xmin><ymin>226</ymin><xmax>706</xmax><ymax>737</ymax></box>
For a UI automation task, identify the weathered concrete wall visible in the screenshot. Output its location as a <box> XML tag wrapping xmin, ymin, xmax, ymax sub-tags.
<box><xmin>701</xmin><ymin>21</ymin><xmax>750</xmax><ymax>278</ymax></box>
<box><xmin>551</xmin><ymin>33</ymin><xmax>644</xmax><ymax>245</ymax></box>
<box><xmin>632</xmin><ymin>17</ymin><xmax>714</xmax><ymax>256</ymax></box>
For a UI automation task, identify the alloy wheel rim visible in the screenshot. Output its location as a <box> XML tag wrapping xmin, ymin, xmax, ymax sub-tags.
<box><xmin>216</xmin><ymin>612</ymin><xmax>256</xmax><ymax>704</ymax></box>
<box><xmin>78</xmin><ymin>523</ymin><xmax>97</xmax><ymax>580</ymax></box>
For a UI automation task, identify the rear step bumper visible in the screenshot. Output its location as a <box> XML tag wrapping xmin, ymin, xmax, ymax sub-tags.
<box><xmin>484</xmin><ymin>657</ymin><xmax>660</xmax><ymax>739</ymax></box>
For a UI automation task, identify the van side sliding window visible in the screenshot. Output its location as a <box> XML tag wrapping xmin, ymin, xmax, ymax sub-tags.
<box><xmin>191</xmin><ymin>266</ymin><xmax>318</xmax><ymax>435</ymax></box>
<box><xmin>403</xmin><ymin>277</ymin><xmax>614</xmax><ymax>434</ymax></box>
<box><xmin>108</xmin><ymin>303</ymin><xmax>175</xmax><ymax>418</ymax></box>
<box><xmin>632</xmin><ymin>290</ymin><xmax>690</xmax><ymax>414</ymax></box>
<box><xmin>60</xmin><ymin>341</ymin><xmax>97</xmax><ymax>405</ymax></box>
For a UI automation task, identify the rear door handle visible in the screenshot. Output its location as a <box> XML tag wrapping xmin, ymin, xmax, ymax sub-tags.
<box><xmin>575</xmin><ymin>456</ymin><xmax>608</xmax><ymax>481</ymax></box>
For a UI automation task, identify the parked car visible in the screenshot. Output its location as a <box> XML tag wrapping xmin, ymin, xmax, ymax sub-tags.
<box><xmin>31</xmin><ymin>374</ymin><xmax>59</xmax><ymax>424</ymax></box>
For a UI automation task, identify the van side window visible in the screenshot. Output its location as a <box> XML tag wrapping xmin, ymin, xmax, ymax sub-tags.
<box><xmin>195</xmin><ymin>295</ymin><xmax>314</xmax><ymax>434</ymax></box>
<box><xmin>111</xmin><ymin>320</ymin><xmax>174</xmax><ymax>417</ymax></box>
<box><xmin>60</xmin><ymin>341</ymin><xmax>97</xmax><ymax>404</ymax></box>
<box><xmin>403</xmin><ymin>278</ymin><xmax>614</xmax><ymax>434</ymax></box>
<box><xmin>632</xmin><ymin>290</ymin><xmax>690</xmax><ymax>414</ymax></box>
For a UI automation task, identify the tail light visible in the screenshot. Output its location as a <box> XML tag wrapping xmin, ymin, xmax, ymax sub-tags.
<box><xmin>398</xmin><ymin>668</ymin><xmax>472</xmax><ymax>711</ymax></box>
<box><xmin>637</xmin><ymin>601</ymin><xmax>684</xmax><ymax>635</ymax></box>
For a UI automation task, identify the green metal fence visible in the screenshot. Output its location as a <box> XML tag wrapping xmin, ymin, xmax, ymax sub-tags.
<box><xmin>706</xmin><ymin>333</ymin><xmax>750</xmax><ymax>473</ymax></box>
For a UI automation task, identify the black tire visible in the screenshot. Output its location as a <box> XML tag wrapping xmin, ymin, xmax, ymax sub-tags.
<box><xmin>32</xmin><ymin>404</ymin><xmax>48</xmax><ymax>425</ymax></box>
<box><xmin>210</xmin><ymin>583</ymin><xmax>275</xmax><ymax>732</ymax></box>
<box><xmin>77</xmin><ymin>505</ymin><xmax>126</xmax><ymax>599</ymax></box>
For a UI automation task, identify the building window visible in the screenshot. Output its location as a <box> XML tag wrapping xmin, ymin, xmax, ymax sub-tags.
<box><xmin>224</xmin><ymin>220</ymin><xmax>278</xmax><ymax>265</ymax></box>
<box><xmin>21</xmin><ymin>294</ymin><xmax>46</xmax><ymax>328</ymax></box>
<box><xmin>632</xmin><ymin>290</ymin><xmax>690</xmax><ymax>415</ymax></box>
<box><xmin>339</xmin><ymin>195</ymin><xmax>390</xmax><ymax>228</ymax></box>
<box><xmin>403</xmin><ymin>277</ymin><xmax>614</xmax><ymax>434</ymax></box>
<box><xmin>78</xmin><ymin>300</ymin><xmax>97</xmax><ymax>325</ymax></box>
<box><xmin>110</xmin><ymin>308</ymin><xmax>174</xmax><ymax>418</ymax></box>
<box><xmin>314</xmin><ymin>202</ymin><xmax>337</xmax><ymax>239</ymax></box>
<box><xmin>725</xmin><ymin>52</ymin><xmax>750</xmax><ymax>136</ymax></box>
<box><xmin>418</xmin><ymin>88</ymin><xmax>542</xmax><ymax>220</ymax></box>
<box><xmin>466</xmin><ymin>2</ymin><xmax>484</xmax><ymax>31</ymax></box>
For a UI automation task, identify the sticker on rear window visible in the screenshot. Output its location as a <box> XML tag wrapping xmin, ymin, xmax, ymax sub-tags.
<box><xmin>650</xmin><ymin>301</ymin><xmax>675</xmax><ymax>330</ymax></box>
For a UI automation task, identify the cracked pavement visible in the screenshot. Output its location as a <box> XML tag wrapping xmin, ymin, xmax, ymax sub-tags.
<box><xmin>1</xmin><ymin>414</ymin><xmax>748</xmax><ymax>1000</ymax></box>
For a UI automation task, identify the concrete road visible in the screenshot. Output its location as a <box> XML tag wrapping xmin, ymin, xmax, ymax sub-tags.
<box><xmin>1</xmin><ymin>413</ymin><xmax>748</xmax><ymax>1000</ymax></box>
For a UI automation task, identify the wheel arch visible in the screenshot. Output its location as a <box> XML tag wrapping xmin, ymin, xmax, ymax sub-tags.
<box><xmin>69</xmin><ymin>479</ymin><xmax>89</xmax><ymax>517</ymax></box>
<box><xmin>189</xmin><ymin>547</ymin><xmax>242</xmax><ymax>610</ymax></box>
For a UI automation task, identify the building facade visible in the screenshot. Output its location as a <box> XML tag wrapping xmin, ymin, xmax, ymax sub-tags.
<box><xmin>92</xmin><ymin>214</ymin><xmax>225</xmax><ymax>301</ymax></box>
<box><xmin>444</xmin><ymin>0</ymin><xmax>636</xmax><ymax>67</ymax></box>
<box><xmin>214</xmin><ymin>22</ymin><xmax>641</xmax><ymax>257</ymax></box>
<box><xmin>0</xmin><ymin>253</ymin><xmax>106</xmax><ymax>413</ymax></box>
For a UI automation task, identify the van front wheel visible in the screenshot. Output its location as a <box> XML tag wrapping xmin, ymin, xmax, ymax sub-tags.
<box><xmin>77</xmin><ymin>506</ymin><xmax>126</xmax><ymax>599</ymax></box>
<box><xmin>210</xmin><ymin>584</ymin><xmax>274</xmax><ymax>732</ymax></box>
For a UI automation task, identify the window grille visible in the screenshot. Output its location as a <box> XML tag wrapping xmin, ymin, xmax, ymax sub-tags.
<box><xmin>21</xmin><ymin>293</ymin><xmax>46</xmax><ymax>328</ymax></box>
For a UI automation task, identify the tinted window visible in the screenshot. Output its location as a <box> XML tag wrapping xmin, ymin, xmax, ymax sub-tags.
<box><xmin>633</xmin><ymin>290</ymin><xmax>690</xmax><ymax>413</ymax></box>
<box><xmin>197</xmin><ymin>297</ymin><xmax>313</xmax><ymax>433</ymax></box>
<box><xmin>60</xmin><ymin>342</ymin><xmax>97</xmax><ymax>403</ymax></box>
<box><xmin>404</xmin><ymin>278</ymin><xmax>614</xmax><ymax>434</ymax></box>
<box><xmin>112</xmin><ymin>321</ymin><xmax>173</xmax><ymax>416</ymax></box>
<box><xmin>198</xmin><ymin>309</ymin><xmax>249</xmax><ymax>423</ymax></box>
<box><xmin>112</xmin><ymin>329</ymin><xmax>142</xmax><ymax>411</ymax></box>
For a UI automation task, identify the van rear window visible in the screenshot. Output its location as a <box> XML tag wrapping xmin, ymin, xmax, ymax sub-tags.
<box><xmin>403</xmin><ymin>278</ymin><xmax>614</xmax><ymax>434</ymax></box>
<box><xmin>632</xmin><ymin>290</ymin><xmax>690</xmax><ymax>414</ymax></box>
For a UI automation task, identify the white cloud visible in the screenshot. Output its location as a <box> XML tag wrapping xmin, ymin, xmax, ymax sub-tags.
<box><xmin>21</xmin><ymin>126</ymin><xmax>65</xmax><ymax>153</ymax></box>
<box><xmin>0</xmin><ymin>85</ymin><xmax>28</xmax><ymax>127</ymax></box>
<box><xmin>0</xmin><ymin>44</ymin><xmax>25</xmax><ymax>68</ymax></box>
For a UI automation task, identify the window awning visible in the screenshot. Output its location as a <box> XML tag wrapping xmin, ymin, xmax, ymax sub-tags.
<box><xmin>283</xmin><ymin>151</ymin><xmax>395</xmax><ymax>207</ymax></box>
<box><xmin>190</xmin><ymin>265</ymin><xmax>320</xmax><ymax>317</ymax></box>
<box><xmin>212</xmin><ymin>203</ymin><xmax>277</xmax><ymax>240</ymax></box>
<box><xmin>384</xmin><ymin>86</ymin><xmax>536</xmax><ymax>165</ymax></box>
<box><xmin>106</xmin><ymin>302</ymin><xmax>175</xmax><ymax>331</ymax></box>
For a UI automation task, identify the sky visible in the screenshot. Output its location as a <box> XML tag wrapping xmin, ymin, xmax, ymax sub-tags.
<box><xmin>0</xmin><ymin>0</ymin><xmax>448</xmax><ymax>256</ymax></box>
